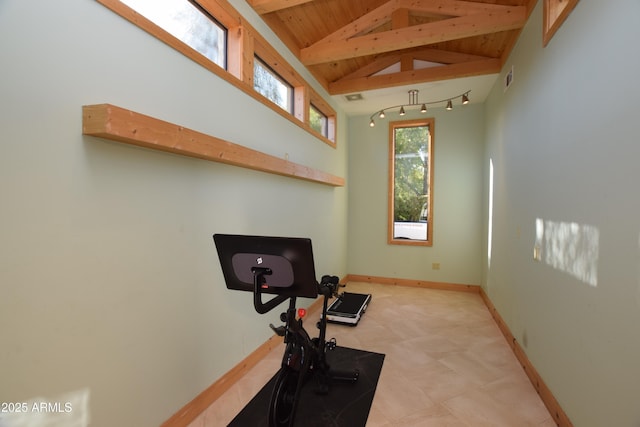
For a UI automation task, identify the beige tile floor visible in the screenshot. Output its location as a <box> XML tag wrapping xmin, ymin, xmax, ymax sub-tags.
<box><xmin>189</xmin><ymin>282</ymin><xmax>555</xmax><ymax>426</ymax></box>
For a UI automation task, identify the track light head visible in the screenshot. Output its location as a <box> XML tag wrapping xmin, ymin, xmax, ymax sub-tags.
<box><xmin>446</xmin><ymin>100</ymin><xmax>453</xmax><ymax>110</ymax></box>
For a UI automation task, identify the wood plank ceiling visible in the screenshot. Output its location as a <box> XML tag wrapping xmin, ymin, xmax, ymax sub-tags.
<box><xmin>246</xmin><ymin>0</ymin><xmax>537</xmax><ymax>96</ymax></box>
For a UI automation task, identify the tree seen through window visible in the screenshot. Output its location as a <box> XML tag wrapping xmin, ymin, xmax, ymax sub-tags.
<box><xmin>389</xmin><ymin>120</ymin><xmax>433</xmax><ymax>245</ymax></box>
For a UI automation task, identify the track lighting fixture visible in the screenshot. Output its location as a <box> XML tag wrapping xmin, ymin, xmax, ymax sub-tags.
<box><xmin>369</xmin><ymin>89</ymin><xmax>470</xmax><ymax>127</ymax></box>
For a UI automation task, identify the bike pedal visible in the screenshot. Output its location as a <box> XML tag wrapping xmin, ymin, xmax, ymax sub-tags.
<box><xmin>269</xmin><ymin>323</ymin><xmax>286</xmax><ymax>337</ymax></box>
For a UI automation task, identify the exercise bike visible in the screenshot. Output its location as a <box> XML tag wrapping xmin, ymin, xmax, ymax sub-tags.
<box><xmin>213</xmin><ymin>234</ymin><xmax>360</xmax><ymax>427</ymax></box>
<box><xmin>252</xmin><ymin>269</ymin><xmax>359</xmax><ymax>427</ymax></box>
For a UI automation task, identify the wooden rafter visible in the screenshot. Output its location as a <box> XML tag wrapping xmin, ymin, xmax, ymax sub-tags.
<box><xmin>247</xmin><ymin>0</ymin><xmax>316</xmax><ymax>15</ymax></box>
<box><xmin>328</xmin><ymin>58</ymin><xmax>501</xmax><ymax>94</ymax></box>
<box><xmin>337</xmin><ymin>47</ymin><xmax>492</xmax><ymax>83</ymax></box>
<box><xmin>396</xmin><ymin>0</ymin><xmax>526</xmax><ymax>16</ymax></box>
<box><xmin>341</xmin><ymin>54</ymin><xmax>403</xmax><ymax>81</ymax></box>
<box><xmin>313</xmin><ymin>1</ymin><xmax>398</xmax><ymax>45</ymax></box>
<box><xmin>411</xmin><ymin>48</ymin><xmax>494</xmax><ymax>64</ymax></box>
<box><xmin>300</xmin><ymin>1</ymin><xmax>526</xmax><ymax>66</ymax></box>
<box><xmin>246</xmin><ymin>0</ymin><xmax>536</xmax><ymax>96</ymax></box>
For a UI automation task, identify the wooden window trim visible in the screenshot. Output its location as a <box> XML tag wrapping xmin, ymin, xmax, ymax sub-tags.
<box><xmin>309</xmin><ymin>90</ymin><xmax>336</xmax><ymax>147</ymax></box>
<box><xmin>309</xmin><ymin>103</ymin><xmax>328</xmax><ymax>137</ymax></box>
<box><xmin>252</xmin><ymin>37</ymin><xmax>336</xmax><ymax>147</ymax></box>
<box><xmin>253</xmin><ymin>55</ymin><xmax>295</xmax><ymax>113</ymax></box>
<box><xmin>388</xmin><ymin>118</ymin><xmax>434</xmax><ymax>247</ymax></box>
<box><xmin>253</xmin><ymin>38</ymin><xmax>300</xmax><ymax>114</ymax></box>
<box><xmin>96</xmin><ymin>0</ymin><xmax>337</xmax><ymax>147</ymax></box>
<box><xmin>543</xmin><ymin>0</ymin><xmax>580</xmax><ymax>46</ymax></box>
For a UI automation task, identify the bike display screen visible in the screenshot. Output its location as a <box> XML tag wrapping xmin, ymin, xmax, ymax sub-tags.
<box><xmin>214</xmin><ymin>234</ymin><xmax>319</xmax><ymax>298</ymax></box>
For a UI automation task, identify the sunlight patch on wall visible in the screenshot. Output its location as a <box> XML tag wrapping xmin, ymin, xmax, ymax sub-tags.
<box><xmin>637</xmin><ymin>232</ymin><xmax>640</xmax><ymax>308</ymax></box>
<box><xmin>535</xmin><ymin>218</ymin><xmax>600</xmax><ymax>287</ymax></box>
<box><xmin>487</xmin><ymin>159</ymin><xmax>494</xmax><ymax>268</ymax></box>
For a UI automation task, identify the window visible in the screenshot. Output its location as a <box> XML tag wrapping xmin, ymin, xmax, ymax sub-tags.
<box><xmin>308</xmin><ymin>91</ymin><xmax>337</xmax><ymax>146</ymax></box>
<box><xmin>388</xmin><ymin>119</ymin><xmax>434</xmax><ymax>246</ymax></box>
<box><xmin>253</xmin><ymin>57</ymin><xmax>293</xmax><ymax>113</ymax></box>
<box><xmin>309</xmin><ymin>104</ymin><xmax>327</xmax><ymax>137</ymax></box>
<box><xmin>120</xmin><ymin>0</ymin><xmax>226</xmax><ymax>68</ymax></box>
<box><xmin>99</xmin><ymin>0</ymin><xmax>337</xmax><ymax>146</ymax></box>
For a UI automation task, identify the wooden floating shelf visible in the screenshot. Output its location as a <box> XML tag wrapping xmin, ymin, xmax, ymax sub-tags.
<box><xmin>82</xmin><ymin>104</ymin><xmax>345</xmax><ymax>187</ymax></box>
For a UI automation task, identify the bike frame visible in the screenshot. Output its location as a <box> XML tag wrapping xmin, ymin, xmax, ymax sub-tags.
<box><xmin>251</xmin><ymin>269</ymin><xmax>357</xmax><ymax>427</ymax></box>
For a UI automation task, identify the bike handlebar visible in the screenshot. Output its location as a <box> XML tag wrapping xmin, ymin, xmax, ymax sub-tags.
<box><xmin>319</xmin><ymin>275</ymin><xmax>342</xmax><ymax>297</ymax></box>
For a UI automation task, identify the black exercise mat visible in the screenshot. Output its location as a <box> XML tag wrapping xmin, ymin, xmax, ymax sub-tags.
<box><xmin>229</xmin><ymin>346</ymin><xmax>385</xmax><ymax>427</ymax></box>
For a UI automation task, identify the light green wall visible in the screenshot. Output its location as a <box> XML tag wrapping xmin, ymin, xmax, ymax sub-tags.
<box><xmin>0</xmin><ymin>1</ymin><xmax>347</xmax><ymax>425</ymax></box>
<box><xmin>347</xmin><ymin>105</ymin><xmax>485</xmax><ymax>285</ymax></box>
<box><xmin>4</xmin><ymin>0</ymin><xmax>639</xmax><ymax>425</ymax></box>
<box><xmin>483</xmin><ymin>1</ymin><xmax>640</xmax><ymax>425</ymax></box>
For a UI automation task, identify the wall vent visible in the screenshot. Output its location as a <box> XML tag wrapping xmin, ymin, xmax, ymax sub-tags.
<box><xmin>504</xmin><ymin>66</ymin><xmax>514</xmax><ymax>92</ymax></box>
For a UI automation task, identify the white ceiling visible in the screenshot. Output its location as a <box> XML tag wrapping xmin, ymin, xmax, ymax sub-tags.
<box><xmin>331</xmin><ymin>74</ymin><xmax>500</xmax><ymax>117</ymax></box>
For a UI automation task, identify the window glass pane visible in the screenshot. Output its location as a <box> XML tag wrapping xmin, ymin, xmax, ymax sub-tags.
<box><xmin>392</xmin><ymin>124</ymin><xmax>431</xmax><ymax>242</ymax></box>
<box><xmin>254</xmin><ymin>57</ymin><xmax>293</xmax><ymax>113</ymax></box>
<box><xmin>309</xmin><ymin>104</ymin><xmax>327</xmax><ymax>136</ymax></box>
<box><xmin>121</xmin><ymin>0</ymin><xmax>226</xmax><ymax>68</ymax></box>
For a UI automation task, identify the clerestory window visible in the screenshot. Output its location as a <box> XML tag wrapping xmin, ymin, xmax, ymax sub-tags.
<box><xmin>120</xmin><ymin>0</ymin><xmax>226</xmax><ymax>69</ymax></box>
<box><xmin>253</xmin><ymin>57</ymin><xmax>294</xmax><ymax>114</ymax></box>
<box><xmin>309</xmin><ymin>104</ymin><xmax>328</xmax><ymax>137</ymax></box>
<box><xmin>99</xmin><ymin>0</ymin><xmax>337</xmax><ymax>146</ymax></box>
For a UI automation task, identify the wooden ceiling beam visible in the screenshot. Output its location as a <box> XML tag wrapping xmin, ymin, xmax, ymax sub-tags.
<box><xmin>300</xmin><ymin>7</ymin><xmax>526</xmax><ymax>65</ymax></box>
<box><xmin>328</xmin><ymin>58</ymin><xmax>502</xmax><ymax>94</ymax></box>
<box><xmin>336</xmin><ymin>47</ymin><xmax>494</xmax><ymax>84</ymax></box>
<box><xmin>314</xmin><ymin>0</ymin><xmax>398</xmax><ymax>45</ymax></box>
<box><xmin>340</xmin><ymin>54</ymin><xmax>404</xmax><ymax>81</ymax></box>
<box><xmin>411</xmin><ymin>48</ymin><xmax>492</xmax><ymax>64</ymax></box>
<box><xmin>397</xmin><ymin>0</ymin><xmax>526</xmax><ymax>17</ymax></box>
<box><xmin>247</xmin><ymin>0</ymin><xmax>316</xmax><ymax>15</ymax></box>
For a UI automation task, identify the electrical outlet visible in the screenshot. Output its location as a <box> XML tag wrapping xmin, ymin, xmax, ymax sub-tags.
<box><xmin>533</xmin><ymin>246</ymin><xmax>542</xmax><ymax>261</ymax></box>
<box><xmin>432</xmin><ymin>263</ymin><xmax>440</xmax><ymax>270</ymax></box>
